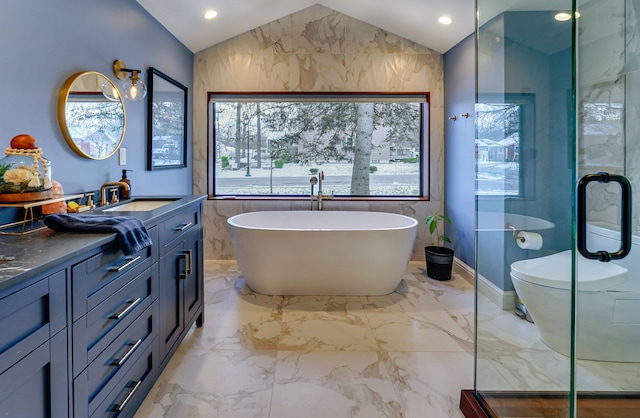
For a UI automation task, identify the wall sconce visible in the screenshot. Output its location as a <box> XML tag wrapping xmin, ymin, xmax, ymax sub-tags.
<box><xmin>111</xmin><ymin>59</ymin><xmax>147</xmax><ymax>101</ymax></box>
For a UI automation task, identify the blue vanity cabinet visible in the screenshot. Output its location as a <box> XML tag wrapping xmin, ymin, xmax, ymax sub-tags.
<box><xmin>0</xmin><ymin>195</ymin><xmax>205</xmax><ymax>418</ymax></box>
<box><xmin>158</xmin><ymin>204</ymin><xmax>204</xmax><ymax>368</ymax></box>
<box><xmin>71</xmin><ymin>227</ymin><xmax>160</xmax><ymax>418</ymax></box>
<box><xmin>0</xmin><ymin>269</ymin><xmax>69</xmax><ymax>418</ymax></box>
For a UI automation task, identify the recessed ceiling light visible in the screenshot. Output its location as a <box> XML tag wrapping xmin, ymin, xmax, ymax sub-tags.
<box><xmin>204</xmin><ymin>9</ymin><xmax>218</xmax><ymax>20</ymax></box>
<box><xmin>438</xmin><ymin>16</ymin><xmax>452</xmax><ymax>25</ymax></box>
<box><xmin>555</xmin><ymin>11</ymin><xmax>580</xmax><ymax>21</ymax></box>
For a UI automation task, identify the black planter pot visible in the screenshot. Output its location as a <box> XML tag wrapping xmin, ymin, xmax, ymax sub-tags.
<box><xmin>425</xmin><ymin>246</ymin><xmax>454</xmax><ymax>281</ymax></box>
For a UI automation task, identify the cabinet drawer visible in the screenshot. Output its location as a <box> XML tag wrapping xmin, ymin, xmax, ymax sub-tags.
<box><xmin>85</xmin><ymin>302</ymin><xmax>157</xmax><ymax>408</ymax></box>
<box><xmin>0</xmin><ymin>270</ymin><xmax>66</xmax><ymax>374</ymax></box>
<box><xmin>159</xmin><ymin>206</ymin><xmax>200</xmax><ymax>252</ymax></box>
<box><xmin>72</xmin><ymin>244</ymin><xmax>152</xmax><ymax>322</ymax></box>
<box><xmin>73</xmin><ymin>264</ymin><xmax>158</xmax><ymax>376</ymax></box>
<box><xmin>89</xmin><ymin>333</ymin><xmax>157</xmax><ymax>418</ymax></box>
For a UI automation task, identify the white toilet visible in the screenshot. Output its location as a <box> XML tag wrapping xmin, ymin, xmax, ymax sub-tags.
<box><xmin>511</xmin><ymin>239</ymin><xmax>640</xmax><ymax>362</ymax></box>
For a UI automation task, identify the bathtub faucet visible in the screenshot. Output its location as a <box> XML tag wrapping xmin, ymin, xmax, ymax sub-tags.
<box><xmin>310</xmin><ymin>176</ymin><xmax>318</xmax><ymax>210</ymax></box>
<box><xmin>309</xmin><ymin>170</ymin><xmax>332</xmax><ymax>210</ymax></box>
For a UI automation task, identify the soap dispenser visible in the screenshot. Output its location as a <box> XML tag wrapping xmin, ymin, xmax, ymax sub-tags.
<box><xmin>119</xmin><ymin>169</ymin><xmax>132</xmax><ymax>199</ymax></box>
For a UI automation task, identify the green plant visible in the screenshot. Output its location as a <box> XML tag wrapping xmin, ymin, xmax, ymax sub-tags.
<box><xmin>281</xmin><ymin>149</ymin><xmax>292</xmax><ymax>163</ymax></box>
<box><xmin>221</xmin><ymin>155</ymin><xmax>230</xmax><ymax>168</ymax></box>
<box><xmin>274</xmin><ymin>159</ymin><xmax>284</xmax><ymax>168</ymax></box>
<box><xmin>425</xmin><ymin>211</ymin><xmax>452</xmax><ymax>247</ymax></box>
<box><xmin>369</xmin><ymin>165</ymin><xmax>378</xmax><ymax>173</ymax></box>
<box><xmin>309</xmin><ymin>168</ymin><xmax>319</xmax><ymax>174</ymax></box>
<box><xmin>403</xmin><ymin>157</ymin><xmax>419</xmax><ymax>163</ymax></box>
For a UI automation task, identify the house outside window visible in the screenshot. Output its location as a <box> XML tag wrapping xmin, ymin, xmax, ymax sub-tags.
<box><xmin>209</xmin><ymin>93</ymin><xmax>428</xmax><ymax>198</ymax></box>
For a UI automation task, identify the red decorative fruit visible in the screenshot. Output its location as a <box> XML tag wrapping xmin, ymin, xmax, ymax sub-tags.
<box><xmin>10</xmin><ymin>134</ymin><xmax>38</xmax><ymax>149</ymax></box>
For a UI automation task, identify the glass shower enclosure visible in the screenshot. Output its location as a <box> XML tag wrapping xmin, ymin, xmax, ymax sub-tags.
<box><xmin>464</xmin><ymin>0</ymin><xmax>640</xmax><ymax>416</ymax></box>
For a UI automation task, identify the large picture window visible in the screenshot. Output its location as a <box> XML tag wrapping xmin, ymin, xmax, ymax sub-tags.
<box><xmin>209</xmin><ymin>93</ymin><xmax>428</xmax><ymax>197</ymax></box>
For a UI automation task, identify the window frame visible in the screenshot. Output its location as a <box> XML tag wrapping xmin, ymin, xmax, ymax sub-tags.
<box><xmin>207</xmin><ymin>92</ymin><xmax>430</xmax><ymax>200</ymax></box>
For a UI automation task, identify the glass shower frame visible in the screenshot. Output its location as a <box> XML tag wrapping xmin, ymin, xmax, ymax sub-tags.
<box><xmin>467</xmin><ymin>0</ymin><xmax>640</xmax><ymax>417</ymax></box>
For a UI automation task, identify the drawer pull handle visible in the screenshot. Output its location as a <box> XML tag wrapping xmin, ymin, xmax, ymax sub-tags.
<box><xmin>185</xmin><ymin>249</ymin><xmax>192</xmax><ymax>275</ymax></box>
<box><xmin>112</xmin><ymin>380</ymin><xmax>142</xmax><ymax>412</ymax></box>
<box><xmin>111</xmin><ymin>339</ymin><xmax>142</xmax><ymax>366</ymax></box>
<box><xmin>173</xmin><ymin>222</ymin><xmax>193</xmax><ymax>231</ymax></box>
<box><xmin>109</xmin><ymin>297</ymin><xmax>142</xmax><ymax>320</ymax></box>
<box><xmin>108</xmin><ymin>255</ymin><xmax>142</xmax><ymax>272</ymax></box>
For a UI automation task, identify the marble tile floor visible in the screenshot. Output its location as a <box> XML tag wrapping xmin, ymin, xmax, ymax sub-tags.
<box><xmin>135</xmin><ymin>259</ymin><xmax>640</xmax><ymax>417</ymax></box>
<box><xmin>476</xmin><ymin>292</ymin><xmax>640</xmax><ymax>394</ymax></box>
<box><xmin>134</xmin><ymin>260</ymin><xmax>475</xmax><ymax>418</ymax></box>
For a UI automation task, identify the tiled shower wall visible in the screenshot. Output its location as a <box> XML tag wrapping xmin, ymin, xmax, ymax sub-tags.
<box><xmin>579</xmin><ymin>0</ymin><xmax>640</xmax><ymax>233</ymax></box>
<box><xmin>192</xmin><ymin>5</ymin><xmax>446</xmax><ymax>260</ymax></box>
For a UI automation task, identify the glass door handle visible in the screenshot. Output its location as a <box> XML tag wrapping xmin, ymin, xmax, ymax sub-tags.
<box><xmin>577</xmin><ymin>172</ymin><xmax>632</xmax><ymax>262</ymax></box>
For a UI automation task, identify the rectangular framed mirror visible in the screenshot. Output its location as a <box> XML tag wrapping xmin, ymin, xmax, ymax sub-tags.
<box><xmin>147</xmin><ymin>67</ymin><xmax>188</xmax><ymax>170</ymax></box>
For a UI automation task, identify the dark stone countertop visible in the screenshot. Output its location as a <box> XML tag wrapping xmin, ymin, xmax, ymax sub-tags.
<box><xmin>0</xmin><ymin>195</ymin><xmax>206</xmax><ymax>292</ymax></box>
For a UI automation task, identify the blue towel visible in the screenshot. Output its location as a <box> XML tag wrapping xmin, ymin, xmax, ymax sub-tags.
<box><xmin>44</xmin><ymin>214</ymin><xmax>152</xmax><ymax>256</ymax></box>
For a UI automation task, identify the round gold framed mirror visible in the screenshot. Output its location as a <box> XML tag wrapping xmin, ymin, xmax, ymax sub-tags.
<box><xmin>57</xmin><ymin>71</ymin><xmax>126</xmax><ymax>160</ymax></box>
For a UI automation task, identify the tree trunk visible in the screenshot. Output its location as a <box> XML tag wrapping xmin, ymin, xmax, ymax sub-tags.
<box><xmin>256</xmin><ymin>103</ymin><xmax>262</xmax><ymax>168</ymax></box>
<box><xmin>234</xmin><ymin>103</ymin><xmax>242</xmax><ymax>169</ymax></box>
<box><xmin>350</xmin><ymin>103</ymin><xmax>374</xmax><ymax>195</ymax></box>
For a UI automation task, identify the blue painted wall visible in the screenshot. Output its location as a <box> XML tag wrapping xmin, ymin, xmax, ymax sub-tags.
<box><xmin>444</xmin><ymin>13</ymin><xmax>573</xmax><ymax>289</ymax></box>
<box><xmin>443</xmin><ymin>34</ymin><xmax>476</xmax><ymax>268</ymax></box>
<box><xmin>0</xmin><ymin>0</ymin><xmax>193</xmax><ymax>199</ymax></box>
<box><xmin>474</xmin><ymin>11</ymin><xmax>573</xmax><ymax>291</ymax></box>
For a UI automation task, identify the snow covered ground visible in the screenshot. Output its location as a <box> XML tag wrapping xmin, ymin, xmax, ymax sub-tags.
<box><xmin>215</xmin><ymin>161</ymin><xmax>421</xmax><ymax>195</ymax></box>
<box><xmin>215</xmin><ymin>161</ymin><xmax>420</xmax><ymax>177</ymax></box>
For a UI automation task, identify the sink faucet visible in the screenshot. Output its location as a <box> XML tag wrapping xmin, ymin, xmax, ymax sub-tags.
<box><xmin>99</xmin><ymin>182</ymin><xmax>129</xmax><ymax>206</ymax></box>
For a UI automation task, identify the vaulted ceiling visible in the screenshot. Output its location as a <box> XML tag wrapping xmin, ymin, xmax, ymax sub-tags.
<box><xmin>136</xmin><ymin>0</ymin><xmax>475</xmax><ymax>54</ymax></box>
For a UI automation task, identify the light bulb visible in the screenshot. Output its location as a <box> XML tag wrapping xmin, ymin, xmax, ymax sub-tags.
<box><xmin>555</xmin><ymin>11</ymin><xmax>580</xmax><ymax>21</ymax></box>
<box><xmin>121</xmin><ymin>77</ymin><xmax>147</xmax><ymax>101</ymax></box>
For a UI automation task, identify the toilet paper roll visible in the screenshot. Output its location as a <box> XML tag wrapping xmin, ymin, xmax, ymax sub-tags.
<box><xmin>516</xmin><ymin>231</ymin><xmax>543</xmax><ymax>250</ymax></box>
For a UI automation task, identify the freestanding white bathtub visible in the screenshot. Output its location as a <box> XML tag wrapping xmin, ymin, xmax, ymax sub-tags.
<box><xmin>227</xmin><ymin>211</ymin><xmax>418</xmax><ymax>295</ymax></box>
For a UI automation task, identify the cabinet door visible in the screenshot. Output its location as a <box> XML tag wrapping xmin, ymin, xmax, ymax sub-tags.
<box><xmin>0</xmin><ymin>270</ymin><xmax>66</xmax><ymax>374</ymax></box>
<box><xmin>183</xmin><ymin>229</ymin><xmax>204</xmax><ymax>327</ymax></box>
<box><xmin>158</xmin><ymin>240</ymin><xmax>185</xmax><ymax>361</ymax></box>
<box><xmin>0</xmin><ymin>330</ymin><xmax>68</xmax><ymax>418</ymax></box>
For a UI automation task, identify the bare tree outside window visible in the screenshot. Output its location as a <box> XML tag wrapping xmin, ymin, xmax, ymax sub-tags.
<box><xmin>211</xmin><ymin>94</ymin><xmax>426</xmax><ymax>197</ymax></box>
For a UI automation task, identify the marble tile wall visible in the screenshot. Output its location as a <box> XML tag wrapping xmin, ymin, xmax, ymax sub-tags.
<box><xmin>578</xmin><ymin>0</ymin><xmax>640</xmax><ymax>233</ymax></box>
<box><xmin>192</xmin><ymin>4</ymin><xmax>444</xmax><ymax>260</ymax></box>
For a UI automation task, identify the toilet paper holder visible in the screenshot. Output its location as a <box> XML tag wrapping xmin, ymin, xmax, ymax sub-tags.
<box><xmin>506</xmin><ymin>223</ymin><xmax>524</xmax><ymax>242</ymax></box>
<box><xmin>506</xmin><ymin>223</ymin><xmax>543</xmax><ymax>250</ymax></box>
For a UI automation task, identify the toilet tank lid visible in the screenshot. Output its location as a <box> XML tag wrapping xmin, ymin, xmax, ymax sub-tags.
<box><xmin>511</xmin><ymin>250</ymin><xmax>628</xmax><ymax>291</ymax></box>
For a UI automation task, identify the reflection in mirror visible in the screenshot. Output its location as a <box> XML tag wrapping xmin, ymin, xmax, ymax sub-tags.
<box><xmin>57</xmin><ymin>71</ymin><xmax>126</xmax><ymax>160</ymax></box>
<box><xmin>147</xmin><ymin>67</ymin><xmax>187</xmax><ymax>170</ymax></box>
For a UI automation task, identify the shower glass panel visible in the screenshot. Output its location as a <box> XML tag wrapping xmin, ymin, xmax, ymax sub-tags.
<box><xmin>472</xmin><ymin>0</ymin><xmax>640</xmax><ymax>416</ymax></box>
<box><xmin>474</xmin><ymin>0</ymin><xmax>575</xmax><ymax>416</ymax></box>
<box><xmin>575</xmin><ymin>0</ymin><xmax>640</xmax><ymax>415</ymax></box>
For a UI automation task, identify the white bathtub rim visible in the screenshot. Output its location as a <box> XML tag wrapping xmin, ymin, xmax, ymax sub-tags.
<box><xmin>227</xmin><ymin>210</ymin><xmax>418</xmax><ymax>232</ymax></box>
